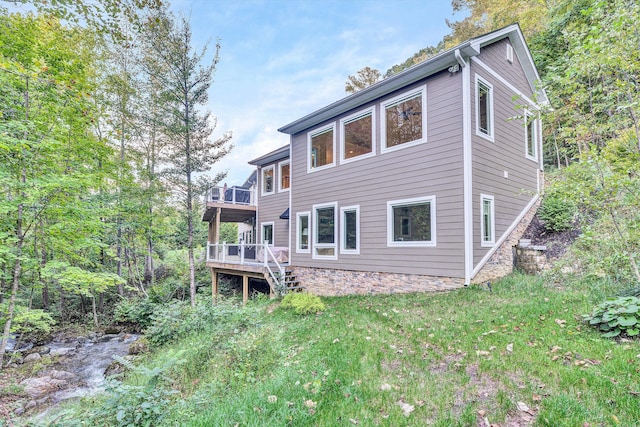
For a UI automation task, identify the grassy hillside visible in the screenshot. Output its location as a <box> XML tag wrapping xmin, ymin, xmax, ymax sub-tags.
<box><xmin>51</xmin><ymin>273</ymin><xmax>640</xmax><ymax>426</ymax></box>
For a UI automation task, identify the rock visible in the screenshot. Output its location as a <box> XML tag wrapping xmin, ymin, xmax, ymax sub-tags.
<box><xmin>49</xmin><ymin>370</ymin><xmax>76</xmax><ymax>381</ymax></box>
<box><xmin>20</xmin><ymin>376</ymin><xmax>69</xmax><ymax>398</ymax></box>
<box><xmin>31</xmin><ymin>345</ymin><xmax>51</xmax><ymax>355</ymax></box>
<box><xmin>103</xmin><ymin>326</ymin><xmax>121</xmax><ymax>335</ymax></box>
<box><xmin>50</xmin><ymin>347</ymin><xmax>75</xmax><ymax>357</ymax></box>
<box><xmin>77</xmin><ymin>336</ymin><xmax>87</xmax><ymax>345</ymax></box>
<box><xmin>25</xmin><ymin>400</ymin><xmax>37</xmax><ymax>409</ymax></box>
<box><xmin>14</xmin><ymin>407</ymin><xmax>25</xmax><ymax>416</ymax></box>
<box><xmin>95</xmin><ymin>333</ymin><xmax>121</xmax><ymax>343</ymax></box>
<box><xmin>24</xmin><ymin>353</ymin><xmax>42</xmax><ymax>363</ymax></box>
<box><xmin>128</xmin><ymin>339</ymin><xmax>148</xmax><ymax>355</ymax></box>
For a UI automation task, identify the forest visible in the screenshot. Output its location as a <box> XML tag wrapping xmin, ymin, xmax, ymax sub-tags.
<box><xmin>1</xmin><ymin>0</ymin><xmax>640</xmax><ymax>424</ymax></box>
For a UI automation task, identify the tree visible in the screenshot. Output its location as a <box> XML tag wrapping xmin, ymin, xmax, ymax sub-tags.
<box><xmin>144</xmin><ymin>9</ymin><xmax>232</xmax><ymax>307</ymax></box>
<box><xmin>345</xmin><ymin>67</ymin><xmax>382</xmax><ymax>93</ymax></box>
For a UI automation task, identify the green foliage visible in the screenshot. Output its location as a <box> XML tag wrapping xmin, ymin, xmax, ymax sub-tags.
<box><xmin>0</xmin><ymin>303</ymin><xmax>56</xmax><ymax>344</ymax></box>
<box><xmin>114</xmin><ymin>297</ymin><xmax>157</xmax><ymax>329</ymax></box>
<box><xmin>280</xmin><ymin>292</ymin><xmax>325</xmax><ymax>315</ymax></box>
<box><xmin>538</xmin><ymin>194</ymin><xmax>575</xmax><ymax>232</ymax></box>
<box><xmin>583</xmin><ymin>296</ymin><xmax>640</xmax><ymax>338</ymax></box>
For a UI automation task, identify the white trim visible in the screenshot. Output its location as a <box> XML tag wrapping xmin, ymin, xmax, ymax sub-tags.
<box><xmin>295</xmin><ymin>211</ymin><xmax>310</xmax><ymax>254</ymax></box>
<box><xmin>380</xmin><ymin>85</ymin><xmax>427</xmax><ymax>153</ymax></box>
<box><xmin>339</xmin><ymin>107</ymin><xmax>376</xmax><ymax>164</ymax></box>
<box><xmin>472</xmin><ymin>195</ymin><xmax>539</xmax><ymax>277</ymax></box>
<box><xmin>288</xmin><ymin>143</ymin><xmax>292</xmax><ymax>255</ymax></box>
<box><xmin>278</xmin><ymin>160</ymin><xmax>290</xmax><ymax>192</ymax></box>
<box><xmin>307</xmin><ymin>123</ymin><xmax>336</xmax><ymax>173</ymax></box>
<box><xmin>480</xmin><ymin>194</ymin><xmax>495</xmax><ymax>247</ymax></box>
<box><xmin>340</xmin><ymin>205</ymin><xmax>360</xmax><ymax>255</ymax></box>
<box><xmin>386</xmin><ymin>196</ymin><xmax>436</xmax><ymax>247</ymax></box>
<box><xmin>472</xmin><ymin>57</ymin><xmax>538</xmax><ymax>108</ymax></box>
<box><xmin>261</xmin><ymin>164</ymin><xmax>275</xmax><ymax>196</ymax></box>
<box><xmin>524</xmin><ymin>110</ymin><xmax>538</xmax><ymax>162</ymax></box>
<box><xmin>458</xmin><ymin>51</ymin><xmax>474</xmax><ymax>285</ymax></box>
<box><xmin>312</xmin><ymin>202</ymin><xmax>338</xmax><ymax>260</ymax></box>
<box><xmin>475</xmin><ymin>74</ymin><xmax>494</xmax><ymax>142</ymax></box>
<box><xmin>260</xmin><ymin>221</ymin><xmax>274</xmax><ymax>246</ymax></box>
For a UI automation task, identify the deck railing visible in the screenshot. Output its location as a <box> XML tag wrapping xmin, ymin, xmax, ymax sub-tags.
<box><xmin>205</xmin><ymin>186</ymin><xmax>256</xmax><ymax>206</ymax></box>
<box><xmin>205</xmin><ymin>241</ymin><xmax>286</xmax><ymax>284</ymax></box>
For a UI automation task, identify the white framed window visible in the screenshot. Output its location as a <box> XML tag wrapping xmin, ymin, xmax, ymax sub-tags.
<box><xmin>296</xmin><ymin>211</ymin><xmax>310</xmax><ymax>254</ymax></box>
<box><xmin>475</xmin><ymin>75</ymin><xmax>494</xmax><ymax>141</ymax></box>
<box><xmin>278</xmin><ymin>160</ymin><xmax>290</xmax><ymax>192</ymax></box>
<box><xmin>312</xmin><ymin>202</ymin><xmax>337</xmax><ymax>259</ymax></box>
<box><xmin>308</xmin><ymin>124</ymin><xmax>336</xmax><ymax>172</ymax></box>
<box><xmin>340</xmin><ymin>107</ymin><xmax>375</xmax><ymax>164</ymax></box>
<box><xmin>525</xmin><ymin>110</ymin><xmax>538</xmax><ymax>161</ymax></box>
<box><xmin>480</xmin><ymin>194</ymin><xmax>495</xmax><ymax>247</ymax></box>
<box><xmin>340</xmin><ymin>205</ymin><xmax>360</xmax><ymax>254</ymax></box>
<box><xmin>387</xmin><ymin>196</ymin><xmax>436</xmax><ymax>247</ymax></box>
<box><xmin>381</xmin><ymin>85</ymin><xmax>427</xmax><ymax>153</ymax></box>
<box><xmin>261</xmin><ymin>222</ymin><xmax>274</xmax><ymax>246</ymax></box>
<box><xmin>261</xmin><ymin>165</ymin><xmax>275</xmax><ymax>196</ymax></box>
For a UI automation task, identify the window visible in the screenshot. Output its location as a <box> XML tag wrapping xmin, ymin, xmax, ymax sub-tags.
<box><xmin>261</xmin><ymin>222</ymin><xmax>274</xmax><ymax>245</ymax></box>
<box><xmin>308</xmin><ymin>124</ymin><xmax>335</xmax><ymax>172</ymax></box>
<box><xmin>475</xmin><ymin>76</ymin><xmax>494</xmax><ymax>141</ymax></box>
<box><xmin>261</xmin><ymin>165</ymin><xmax>274</xmax><ymax>195</ymax></box>
<box><xmin>525</xmin><ymin>111</ymin><xmax>538</xmax><ymax>160</ymax></box>
<box><xmin>387</xmin><ymin>196</ymin><xmax>436</xmax><ymax>247</ymax></box>
<box><xmin>340</xmin><ymin>206</ymin><xmax>360</xmax><ymax>254</ymax></box>
<box><xmin>341</xmin><ymin>108</ymin><xmax>375</xmax><ymax>163</ymax></box>
<box><xmin>279</xmin><ymin>161</ymin><xmax>290</xmax><ymax>191</ymax></box>
<box><xmin>480</xmin><ymin>195</ymin><xmax>495</xmax><ymax>247</ymax></box>
<box><xmin>381</xmin><ymin>86</ymin><xmax>427</xmax><ymax>152</ymax></box>
<box><xmin>313</xmin><ymin>202</ymin><xmax>337</xmax><ymax>259</ymax></box>
<box><xmin>296</xmin><ymin>211</ymin><xmax>310</xmax><ymax>253</ymax></box>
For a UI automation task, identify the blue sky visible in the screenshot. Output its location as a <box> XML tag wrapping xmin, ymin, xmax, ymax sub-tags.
<box><xmin>171</xmin><ymin>0</ymin><xmax>465</xmax><ymax>186</ymax></box>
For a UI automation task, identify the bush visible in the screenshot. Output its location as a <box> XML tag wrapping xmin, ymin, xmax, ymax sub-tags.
<box><xmin>583</xmin><ymin>296</ymin><xmax>640</xmax><ymax>338</ymax></box>
<box><xmin>0</xmin><ymin>304</ymin><xmax>56</xmax><ymax>344</ymax></box>
<box><xmin>114</xmin><ymin>298</ymin><xmax>157</xmax><ymax>330</ymax></box>
<box><xmin>538</xmin><ymin>194</ymin><xmax>576</xmax><ymax>232</ymax></box>
<box><xmin>280</xmin><ymin>292</ymin><xmax>325</xmax><ymax>315</ymax></box>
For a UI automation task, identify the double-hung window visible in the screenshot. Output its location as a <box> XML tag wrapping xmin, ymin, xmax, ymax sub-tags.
<box><xmin>340</xmin><ymin>206</ymin><xmax>360</xmax><ymax>254</ymax></box>
<box><xmin>261</xmin><ymin>165</ymin><xmax>274</xmax><ymax>195</ymax></box>
<box><xmin>296</xmin><ymin>211</ymin><xmax>310</xmax><ymax>253</ymax></box>
<box><xmin>475</xmin><ymin>76</ymin><xmax>494</xmax><ymax>141</ymax></box>
<box><xmin>525</xmin><ymin>111</ymin><xmax>538</xmax><ymax>161</ymax></box>
<box><xmin>381</xmin><ymin>86</ymin><xmax>427</xmax><ymax>152</ymax></box>
<box><xmin>308</xmin><ymin>124</ymin><xmax>335</xmax><ymax>172</ymax></box>
<box><xmin>387</xmin><ymin>196</ymin><xmax>436</xmax><ymax>247</ymax></box>
<box><xmin>341</xmin><ymin>108</ymin><xmax>375</xmax><ymax>163</ymax></box>
<box><xmin>480</xmin><ymin>195</ymin><xmax>495</xmax><ymax>247</ymax></box>
<box><xmin>313</xmin><ymin>202</ymin><xmax>337</xmax><ymax>259</ymax></box>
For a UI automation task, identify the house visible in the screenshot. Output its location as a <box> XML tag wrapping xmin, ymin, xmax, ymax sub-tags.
<box><xmin>202</xmin><ymin>24</ymin><xmax>547</xmax><ymax>301</ymax></box>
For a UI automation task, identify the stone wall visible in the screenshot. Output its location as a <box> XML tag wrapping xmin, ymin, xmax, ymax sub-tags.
<box><xmin>472</xmin><ymin>198</ymin><xmax>541</xmax><ymax>284</ymax></box>
<box><xmin>515</xmin><ymin>242</ymin><xmax>550</xmax><ymax>274</ymax></box>
<box><xmin>287</xmin><ymin>266</ymin><xmax>465</xmax><ymax>296</ymax></box>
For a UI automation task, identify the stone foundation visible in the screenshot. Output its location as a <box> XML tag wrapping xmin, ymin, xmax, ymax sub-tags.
<box><xmin>287</xmin><ymin>266</ymin><xmax>465</xmax><ymax>296</ymax></box>
<box><xmin>472</xmin><ymin>198</ymin><xmax>541</xmax><ymax>284</ymax></box>
<box><xmin>515</xmin><ymin>241</ymin><xmax>550</xmax><ymax>274</ymax></box>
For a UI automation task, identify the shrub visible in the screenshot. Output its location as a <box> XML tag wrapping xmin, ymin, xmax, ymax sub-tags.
<box><xmin>583</xmin><ymin>296</ymin><xmax>640</xmax><ymax>338</ymax></box>
<box><xmin>280</xmin><ymin>292</ymin><xmax>325</xmax><ymax>315</ymax></box>
<box><xmin>0</xmin><ymin>304</ymin><xmax>56</xmax><ymax>344</ymax></box>
<box><xmin>538</xmin><ymin>194</ymin><xmax>576</xmax><ymax>232</ymax></box>
<box><xmin>114</xmin><ymin>297</ymin><xmax>157</xmax><ymax>330</ymax></box>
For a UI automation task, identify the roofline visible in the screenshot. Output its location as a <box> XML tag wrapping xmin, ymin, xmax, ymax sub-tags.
<box><xmin>248</xmin><ymin>144</ymin><xmax>290</xmax><ymax>166</ymax></box>
<box><xmin>278</xmin><ymin>24</ymin><xmax>547</xmax><ymax>136</ymax></box>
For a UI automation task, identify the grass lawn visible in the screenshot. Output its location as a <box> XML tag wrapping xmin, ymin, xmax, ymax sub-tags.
<box><xmin>66</xmin><ymin>273</ymin><xmax>640</xmax><ymax>426</ymax></box>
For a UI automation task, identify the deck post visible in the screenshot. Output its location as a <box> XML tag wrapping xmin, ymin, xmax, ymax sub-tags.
<box><xmin>211</xmin><ymin>268</ymin><xmax>218</xmax><ymax>304</ymax></box>
<box><xmin>242</xmin><ymin>274</ymin><xmax>249</xmax><ymax>305</ymax></box>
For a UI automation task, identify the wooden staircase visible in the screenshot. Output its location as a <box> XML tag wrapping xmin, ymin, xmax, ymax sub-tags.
<box><xmin>283</xmin><ymin>268</ymin><xmax>304</xmax><ymax>292</ymax></box>
<box><xmin>264</xmin><ymin>267</ymin><xmax>305</xmax><ymax>296</ymax></box>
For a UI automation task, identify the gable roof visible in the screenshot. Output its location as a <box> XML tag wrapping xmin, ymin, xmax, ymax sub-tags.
<box><xmin>278</xmin><ymin>24</ymin><xmax>546</xmax><ymax>136</ymax></box>
<box><xmin>248</xmin><ymin>144</ymin><xmax>290</xmax><ymax>166</ymax></box>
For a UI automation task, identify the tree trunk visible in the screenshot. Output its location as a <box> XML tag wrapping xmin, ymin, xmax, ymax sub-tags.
<box><xmin>91</xmin><ymin>294</ymin><xmax>99</xmax><ymax>328</ymax></box>
<box><xmin>0</xmin><ymin>205</ymin><xmax>23</xmax><ymax>367</ymax></box>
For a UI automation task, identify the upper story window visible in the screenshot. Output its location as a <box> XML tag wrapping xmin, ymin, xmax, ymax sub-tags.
<box><xmin>480</xmin><ymin>194</ymin><xmax>495</xmax><ymax>247</ymax></box>
<box><xmin>279</xmin><ymin>160</ymin><xmax>290</xmax><ymax>191</ymax></box>
<box><xmin>387</xmin><ymin>196</ymin><xmax>436</xmax><ymax>247</ymax></box>
<box><xmin>381</xmin><ymin>85</ymin><xmax>427</xmax><ymax>152</ymax></box>
<box><xmin>261</xmin><ymin>165</ymin><xmax>274</xmax><ymax>196</ymax></box>
<box><xmin>340</xmin><ymin>108</ymin><xmax>375</xmax><ymax>163</ymax></box>
<box><xmin>525</xmin><ymin>111</ymin><xmax>538</xmax><ymax>161</ymax></box>
<box><xmin>475</xmin><ymin>75</ymin><xmax>494</xmax><ymax>141</ymax></box>
<box><xmin>308</xmin><ymin>124</ymin><xmax>335</xmax><ymax>172</ymax></box>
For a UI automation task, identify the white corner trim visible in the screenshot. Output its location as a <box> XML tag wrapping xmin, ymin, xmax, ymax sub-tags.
<box><xmin>471</xmin><ymin>194</ymin><xmax>540</xmax><ymax>278</ymax></box>
<box><xmin>471</xmin><ymin>57</ymin><xmax>537</xmax><ymax>108</ymax></box>
<box><xmin>459</xmin><ymin>52</ymin><xmax>473</xmax><ymax>285</ymax></box>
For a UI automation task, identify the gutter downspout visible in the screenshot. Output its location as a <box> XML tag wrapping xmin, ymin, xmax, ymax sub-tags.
<box><xmin>455</xmin><ymin>49</ymin><xmax>473</xmax><ymax>286</ymax></box>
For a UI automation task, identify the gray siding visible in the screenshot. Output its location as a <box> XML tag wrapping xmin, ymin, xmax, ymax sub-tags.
<box><xmin>290</xmin><ymin>71</ymin><xmax>466</xmax><ymax>278</ymax></box>
<box><xmin>471</xmin><ymin>39</ymin><xmax>539</xmax><ymax>268</ymax></box>
<box><xmin>256</xmin><ymin>162</ymin><xmax>290</xmax><ymax>248</ymax></box>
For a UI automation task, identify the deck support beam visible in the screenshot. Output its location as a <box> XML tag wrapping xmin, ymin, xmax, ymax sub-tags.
<box><xmin>242</xmin><ymin>274</ymin><xmax>249</xmax><ymax>305</ymax></box>
<box><xmin>211</xmin><ymin>268</ymin><xmax>218</xmax><ymax>304</ymax></box>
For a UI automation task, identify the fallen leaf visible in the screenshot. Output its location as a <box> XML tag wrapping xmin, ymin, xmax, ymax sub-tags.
<box><xmin>516</xmin><ymin>401</ymin><xmax>530</xmax><ymax>412</ymax></box>
<box><xmin>397</xmin><ymin>400</ymin><xmax>415</xmax><ymax>417</ymax></box>
<box><xmin>305</xmin><ymin>399</ymin><xmax>317</xmax><ymax>408</ymax></box>
<box><xmin>349</xmin><ymin>418</ymin><xmax>359</xmax><ymax>425</ymax></box>
<box><xmin>333</xmin><ymin>338</ymin><xmax>340</xmax><ymax>344</ymax></box>
<box><xmin>532</xmin><ymin>394</ymin><xmax>542</xmax><ymax>402</ymax></box>
<box><xmin>267</xmin><ymin>395</ymin><xmax>277</xmax><ymax>403</ymax></box>
<box><xmin>506</xmin><ymin>343</ymin><xmax>513</xmax><ymax>352</ymax></box>
<box><xmin>477</xmin><ymin>350</ymin><xmax>491</xmax><ymax>356</ymax></box>
<box><xmin>380</xmin><ymin>383</ymin><xmax>392</xmax><ymax>391</ymax></box>
<box><xmin>555</xmin><ymin>319</ymin><xmax>566</xmax><ymax>327</ymax></box>
<box><xmin>550</xmin><ymin>346</ymin><xmax>562</xmax><ymax>353</ymax></box>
